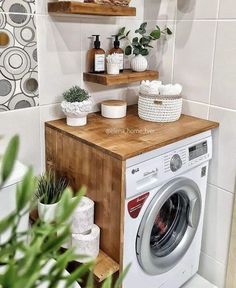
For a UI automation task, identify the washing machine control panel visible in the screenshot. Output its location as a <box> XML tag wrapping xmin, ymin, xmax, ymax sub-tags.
<box><xmin>170</xmin><ymin>154</ymin><xmax>182</xmax><ymax>172</ymax></box>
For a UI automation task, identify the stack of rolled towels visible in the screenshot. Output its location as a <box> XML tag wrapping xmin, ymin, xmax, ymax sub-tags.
<box><xmin>69</xmin><ymin>197</ymin><xmax>100</xmax><ymax>263</ymax></box>
<box><xmin>140</xmin><ymin>80</ymin><xmax>182</xmax><ymax>96</ymax></box>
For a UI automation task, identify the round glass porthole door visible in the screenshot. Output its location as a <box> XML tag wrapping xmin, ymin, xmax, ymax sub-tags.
<box><xmin>136</xmin><ymin>178</ymin><xmax>201</xmax><ymax>275</ymax></box>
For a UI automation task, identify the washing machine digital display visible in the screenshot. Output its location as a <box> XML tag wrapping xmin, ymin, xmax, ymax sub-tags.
<box><xmin>189</xmin><ymin>141</ymin><xmax>208</xmax><ymax>160</ymax></box>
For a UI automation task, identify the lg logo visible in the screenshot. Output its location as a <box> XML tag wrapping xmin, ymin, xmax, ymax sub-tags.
<box><xmin>131</xmin><ymin>168</ymin><xmax>139</xmax><ymax>174</ymax></box>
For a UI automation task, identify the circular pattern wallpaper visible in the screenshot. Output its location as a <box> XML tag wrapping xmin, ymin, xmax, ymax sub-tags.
<box><xmin>0</xmin><ymin>0</ymin><xmax>38</xmax><ymax>111</ymax></box>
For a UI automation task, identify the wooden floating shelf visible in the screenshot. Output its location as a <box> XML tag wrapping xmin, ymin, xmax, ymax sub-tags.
<box><xmin>83</xmin><ymin>69</ymin><xmax>159</xmax><ymax>86</ymax></box>
<box><xmin>92</xmin><ymin>250</ymin><xmax>119</xmax><ymax>282</ymax></box>
<box><xmin>48</xmin><ymin>1</ymin><xmax>136</xmax><ymax>16</ymax></box>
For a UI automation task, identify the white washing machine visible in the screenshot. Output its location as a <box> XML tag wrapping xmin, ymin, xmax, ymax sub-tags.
<box><xmin>123</xmin><ymin>131</ymin><xmax>212</xmax><ymax>288</ymax></box>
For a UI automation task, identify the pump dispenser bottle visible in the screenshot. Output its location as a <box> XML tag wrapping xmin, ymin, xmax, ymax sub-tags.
<box><xmin>88</xmin><ymin>35</ymin><xmax>105</xmax><ymax>73</ymax></box>
<box><xmin>109</xmin><ymin>35</ymin><xmax>124</xmax><ymax>72</ymax></box>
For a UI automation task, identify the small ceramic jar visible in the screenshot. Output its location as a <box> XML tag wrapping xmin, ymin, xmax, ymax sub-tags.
<box><xmin>101</xmin><ymin>100</ymin><xmax>127</xmax><ymax>119</ymax></box>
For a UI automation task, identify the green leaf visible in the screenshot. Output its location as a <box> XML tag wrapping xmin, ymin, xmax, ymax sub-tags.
<box><xmin>0</xmin><ymin>213</ymin><xmax>16</xmax><ymax>234</ymax></box>
<box><xmin>167</xmin><ymin>27</ymin><xmax>173</xmax><ymax>35</ymax></box>
<box><xmin>65</xmin><ymin>262</ymin><xmax>93</xmax><ymax>286</ymax></box>
<box><xmin>132</xmin><ymin>37</ymin><xmax>139</xmax><ymax>44</ymax></box>
<box><xmin>150</xmin><ymin>29</ymin><xmax>161</xmax><ymax>40</ymax></box>
<box><xmin>126</xmin><ymin>30</ymin><xmax>130</xmax><ymax>37</ymax></box>
<box><xmin>141</xmin><ymin>48</ymin><xmax>149</xmax><ymax>56</ymax></box>
<box><xmin>140</xmin><ymin>22</ymin><xmax>147</xmax><ymax>30</ymax></box>
<box><xmin>101</xmin><ymin>275</ymin><xmax>112</xmax><ymax>288</ymax></box>
<box><xmin>118</xmin><ymin>27</ymin><xmax>125</xmax><ymax>36</ymax></box>
<box><xmin>16</xmin><ymin>167</ymin><xmax>35</xmax><ymax>212</ymax></box>
<box><xmin>114</xmin><ymin>264</ymin><xmax>131</xmax><ymax>288</ymax></box>
<box><xmin>86</xmin><ymin>270</ymin><xmax>94</xmax><ymax>288</ymax></box>
<box><xmin>140</xmin><ymin>36</ymin><xmax>150</xmax><ymax>46</ymax></box>
<box><xmin>1</xmin><ymin>135</ymin><xmax>19</xmax><ymax>184</ymax></box>
<box><xmin>133</xmin><ymin>47</ymin><xmax>140</xmax><ymax>56</ymax></box>
<box><xmin>125</xmin><ymin>45</ymin><xmax>132</xmax><ymax>56</ymax></box>
<box><xmin>56</xmin><ymin>187</ymin><xmax>85</xmax><ymax>223</ymax></box>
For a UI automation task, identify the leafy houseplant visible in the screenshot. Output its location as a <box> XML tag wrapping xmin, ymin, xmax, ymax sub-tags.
<box><xmin>36</xmin><ymin>171</ymin><xmax>68</xmax><ymax>223</ymax></box>
<box><xmin>0</xmin><ymin>136</ymin><xmax>129</xmax><ymax>287</ymax></box>
<box><xmin>61</xmin><ymin>86</ymin><xmax>93</xmax><ymax>127</ymax></box>
<box><xmin>118</xmin><ymin>22</ymin><xmax>172</xmax><ymax>72</ymax></box>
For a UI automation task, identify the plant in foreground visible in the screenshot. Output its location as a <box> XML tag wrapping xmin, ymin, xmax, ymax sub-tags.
<box><xmin>0</xmin><ymin>136</ymin><xmax>129</xmax><ymax>288</ymax></box>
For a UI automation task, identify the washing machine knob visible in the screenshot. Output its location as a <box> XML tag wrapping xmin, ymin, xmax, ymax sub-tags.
<box><xmin>170</xmin><ymin>154</ymin><xmax>182</xmax><ymax>172</ymax></box>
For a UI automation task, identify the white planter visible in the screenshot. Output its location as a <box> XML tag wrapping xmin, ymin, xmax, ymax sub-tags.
<box><xmin>38</xmin><ymin>201</ymin><xmax>59</xmax><ymax>223</ymax></box>
<box><xmin>131</xmin><ymin>54</ymin><xmax>148</xmax><ymax>72</ymax></box>
<box><xmin>61</xmin><ymin>99</ymin><xmax>93</xmax><ymax>127</ymax></box>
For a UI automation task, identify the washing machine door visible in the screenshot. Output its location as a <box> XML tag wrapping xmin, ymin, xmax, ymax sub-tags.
<box><xmin>136</xmin><ymin>177</ymin><xmax>201</xmax><ymax>275</ymax></box>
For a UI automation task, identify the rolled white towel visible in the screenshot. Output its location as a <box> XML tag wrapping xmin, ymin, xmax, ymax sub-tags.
<box><xmin>159</xmin><ymin>84</ymin><xmax>182</xmax><ymax>96</ymax></box>
<box><xmin>140</xmin><ymin>80</ymin><xmax>162</xmax><ymax>95</ymax></box>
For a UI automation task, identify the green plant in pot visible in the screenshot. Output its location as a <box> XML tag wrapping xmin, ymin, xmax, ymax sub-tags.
<box><xmin>0</xmin><ymin>136</ymin><xmax>130</xmax><ymax>287</ymax></box>
<box><xmin>118</xmin><ymin>22</ymin><xmax>172</xmax><ymax>72</ymax></box>
<box><xmin>36</xmin><ymin>171</ymin><xmax>68</xmax><ymax>223</ymax></box>
<box><xmin>61</xmin><ymin>86</ymin><xmax>93</xmax><ymax>127</ymax></box>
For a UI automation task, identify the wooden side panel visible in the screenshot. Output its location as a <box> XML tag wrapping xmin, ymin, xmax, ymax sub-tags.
<box><xmin>45</xmin><ymin>126</ymin><xmax>125</xmax><ymax>264</ymax></box>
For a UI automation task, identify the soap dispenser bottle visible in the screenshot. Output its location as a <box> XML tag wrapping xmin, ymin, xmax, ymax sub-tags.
<box><xmin>88</xmin><ymin>35</ymin><xmax>105</xmax><ymax>74</ymax></box>
<box><xmin>109</xmin><ymin>35</ymin><xmax>124</xmax><ymax>72</ymax></box>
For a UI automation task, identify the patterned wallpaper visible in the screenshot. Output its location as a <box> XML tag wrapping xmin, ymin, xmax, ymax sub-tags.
<box><xmin>0</xmin><ymin>0</ymin><xmax>38</xmax><ymax>112</ymax></box>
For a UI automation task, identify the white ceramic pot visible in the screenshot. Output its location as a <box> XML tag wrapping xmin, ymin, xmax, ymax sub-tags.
<box><xmin>131</xmin><ymin>54</ymin><xmax>148</xmax><ymax>72</ymax></box>
<box><xmin>38</xmin><ymin>201</ymin><xmax>59</xmax><ymax>223</ymax></box>
<box><xmin>61</xmin><ymin>99</ymin><xmax>93</xmax><ymax>127</ymax></box>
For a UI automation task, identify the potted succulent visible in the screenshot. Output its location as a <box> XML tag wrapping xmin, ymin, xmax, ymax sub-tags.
<box><xmin>36</xmin><ymin>171</ymin><xmax>68</xmax><ymax>223</ymax></box>
<box><xmin>118</xmin><ymin>22</ymin><xmax>172</xmax><ymax>72</ymax></box>
<box><xmin>61</xmin><ymin>86</ymin><xmax>93</xmax><ymax>127</ymax></box>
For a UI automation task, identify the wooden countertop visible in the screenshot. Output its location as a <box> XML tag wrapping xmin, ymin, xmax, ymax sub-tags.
<box><xmin>46</xmin><ymin>105</ymin><xmax>219</xmax><ymax>160</ymax></box>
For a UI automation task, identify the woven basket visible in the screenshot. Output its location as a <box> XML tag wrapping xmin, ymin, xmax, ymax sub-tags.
<box><xmin>138</xmin><ymin>93</ymin><xmax>182</xmax><ymax>123</ymax></box>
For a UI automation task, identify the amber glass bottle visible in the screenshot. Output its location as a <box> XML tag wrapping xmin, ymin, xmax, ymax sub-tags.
<box><xmin>87</xmin><ymin>35</ymin><xmax>105</xmax><ymax>74</ymax></box>
<box><xmin>109</xmin><ymin>35</ymin><xmax>124</xmax><ymax>72</ymax></box>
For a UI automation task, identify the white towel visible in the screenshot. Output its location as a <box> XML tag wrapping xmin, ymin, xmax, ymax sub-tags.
<box><xmin>159</xmin><ymin>84</ymin><xmax>182</xmax><ymax>96</ymax></box>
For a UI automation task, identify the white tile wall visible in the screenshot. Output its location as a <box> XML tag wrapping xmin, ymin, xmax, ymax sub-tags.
<box><xmin>144</xmin><ymin>0</ymin><xmax>176</xmax><ymax>21</ymax></box>
<box><xmin>171</xmin><ymin>0</ymin><xmax>236</xmax><ymax>286</ymax></box>
<box><xmin>199</xmin><ymin>252</ymin><xmax>227</xmax><ymax>288</ymax></box>
<box><xmin>174</xmin><ymin>20</ymin><xmax>216</xmax><ymax>103</ymax></box>
<box><xmin>177</xmin><ymin>0</ymin><xmax>219</xmax><ymax>20</ymax></box>
<box><xmin>146</xmin><ymin>20</ymin><xmax>175</xmax><ymax>83</ymax></box>
<box><xmin>202</xmin><ymin>185</ymin><xmax>234</xmax><ymax>265</ymax></box>
<box><xmin>0</xmin><ymin>107</ymin><xmax>41</xmax><ymax>174</ymax></box>
<box><xmin>182</xmin><ymin>99</ymin><xmax>208</xmax><ymax>119</ymax></box>
<box><xmin>208</xmin><ymin>107</ymin><xmax>236</xmax><ymax>193</ymax></box>
<box><xmin>211</xmin><ymin>22</ymin><xmax>236</xmax><ymax>110</ymax></box>
<box><xmin>219</xmin><ymin>0</ymin><xmax>236</xmax><ymax>19</ymax></box>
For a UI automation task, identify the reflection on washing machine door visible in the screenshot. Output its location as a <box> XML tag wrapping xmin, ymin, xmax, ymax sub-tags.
<box><xmin>136</xmin><ymin>177</ymin><xmax>201</xmax><ymax>276</ymax></box>
<box><xmin>150</xmin><ymin>193</ymin><xmax>189</xmax><ymax>258</ymax></box>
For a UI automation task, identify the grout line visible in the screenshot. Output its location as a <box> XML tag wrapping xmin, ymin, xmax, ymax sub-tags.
<box><xmin>216</xmin><ymin>0</ymin><xmax>221</xmax><ymax>19</ymax></box>
<box><xmin>207</xmin><ymin>19</ymin><xmax>219</xmax><ymax>119</ymax></box>
<box><xmin>207</xmin><ymin>182</ymin><xmax>235</xmax><ymax>195</ymax></box>
<box><xmin>183</xmin><ymin>99</ymin><xmax>236</xmax><ymax>113</ymax></box>
<box><xmin>200</xmin><ymin>251</ymin><xmax>227</xmax><ymax>267</ymax></box>
<box><xmin>171</xmin><ymin>13</ymin><xmax>177</xmax><ymax>83</ymax></box>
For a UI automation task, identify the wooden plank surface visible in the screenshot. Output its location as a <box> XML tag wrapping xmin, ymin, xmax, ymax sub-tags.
<box><xmin>48</xmin><ymin>1</ymin><xmax>136</xmax><ymax>16</ymax></box>
<box><xmin>83</xmin><ymin>70</ymin><xmax>159</xmax><ymax>86</ymax></box>
<box><xmin>46</xmin><ymin>105</ymin><xmax>219</xmax><ymax>161</ymax></box>
<box><xmin>45</xmin><ymin>127</ymin><xmax>125</xmax><ymax>264</ymax></box>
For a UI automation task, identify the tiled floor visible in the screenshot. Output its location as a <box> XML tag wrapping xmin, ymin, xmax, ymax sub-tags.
<box><xmin>182</xmin><ymin>274</ymin><xmax>218</xmax><ymax>288</ymax></box>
